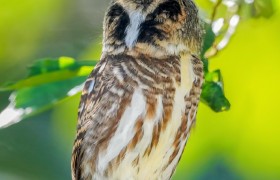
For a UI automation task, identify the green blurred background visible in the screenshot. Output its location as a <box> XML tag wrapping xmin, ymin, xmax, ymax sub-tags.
<box><xmin>0</xmin><ymin>0</ymin><xmax>280</xmax><ymax>179</ymax></box>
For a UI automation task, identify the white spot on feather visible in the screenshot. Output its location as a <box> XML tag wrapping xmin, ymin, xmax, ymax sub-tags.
<box><xmin>113</xmin><ymin>67</ymin><xmax>124</xmax><ymax>83</ymax></box>
<box><xmin>88</xmin><ymin>80</ymin><xmax>95</xmax><ymax>94</ymax></box>
<box><xmin>166</xmin><ymin>43</ymin><xmax>188</xmax><ymax>55</ymax></box>
<box><xmin>78</xmin><ymin>102</ymin><xmax>84</xmax><ymax>113</ymax></box>
<box><xmin>98</xmin><ymin>63</ymin><xmax>106</xmax><ymax>73</ymax></box>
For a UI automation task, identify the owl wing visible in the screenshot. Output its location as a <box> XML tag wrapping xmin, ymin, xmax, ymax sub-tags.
<box><xmin>71</xmin><ymin>58</ymin><xmax>110</xmax><ymax>179</ymax></box>
<box><xmin>185</xmin><ymin>55</ymin><xmax>204</xmax><ymax>124</ymax></box>
<box><xmin>71</xmin><ymin>56</ymin><xmax>138</xmax><ymax>179</ymax></box>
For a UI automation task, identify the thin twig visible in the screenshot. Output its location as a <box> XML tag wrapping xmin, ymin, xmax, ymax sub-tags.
<box><xmin>206</xmin><ymin>0</ymin><xmax>242</xmax><ymax>59</ymax></box>
<box><xmin>210</xmin><ymin>0</ymin><xmax>223</xmax><ymax>25</ymax></box>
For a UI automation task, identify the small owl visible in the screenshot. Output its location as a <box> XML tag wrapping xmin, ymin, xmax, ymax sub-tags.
<box><xmin>71</xmin><ymin>0</ymin><xmax>203</xmax><ymax>179</ymax></box>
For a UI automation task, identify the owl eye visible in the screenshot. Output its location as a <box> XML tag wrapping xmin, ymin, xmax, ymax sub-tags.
<box><xmin>152</xmin><ymin>0</ymin><xmax>182</xmax><ymax>21</ymax></box>
<box><xmin>106</xmin><ymin>3</ymin><xmax>130</xmax><ymax>41</ymax></box>
<box><xmin>107</xmin><ymin>4</ymin><xmax>128</xmax><ymax>24</ymax></box>
<box><xmin>137</xmin><ymin>0</ymin><xmax>182</xmax><ymax>43</ymax></box>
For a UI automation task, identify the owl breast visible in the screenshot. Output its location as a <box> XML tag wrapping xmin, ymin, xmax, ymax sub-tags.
<box><xmin>92</xmin><ymin>54</ymin><xmax>197</xmax><ymax>180</ymax></box>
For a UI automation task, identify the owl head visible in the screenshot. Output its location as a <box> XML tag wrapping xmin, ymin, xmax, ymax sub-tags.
<box><xmin>103</xmin><ymin>0</ymin><xmax>203</xmax><ymax>56</ymax></box>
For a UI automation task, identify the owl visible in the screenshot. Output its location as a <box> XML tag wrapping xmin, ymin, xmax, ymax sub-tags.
<box><xmin>71</xmin><ymin>0</ymin><xmax>203</xmax><ymax>179</ymax></box>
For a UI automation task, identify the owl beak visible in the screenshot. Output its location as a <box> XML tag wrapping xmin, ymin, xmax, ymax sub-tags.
<box><xmin>133</xmin><ymin>0</ymin><xmax>152</xmax><ymax>5</ymax></box>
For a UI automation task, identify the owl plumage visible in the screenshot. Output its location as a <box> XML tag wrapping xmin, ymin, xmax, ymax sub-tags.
<box><xmin>71</xmin><ymin>0</ymin><xmax>203</xmax><ymax>179</ymax></box>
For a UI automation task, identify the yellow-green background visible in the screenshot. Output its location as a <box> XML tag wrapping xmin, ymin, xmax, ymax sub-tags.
<box><xmin>0</xmin><ymin>0</ymin><xmax>279</xmax><ymax>179</ymax></box>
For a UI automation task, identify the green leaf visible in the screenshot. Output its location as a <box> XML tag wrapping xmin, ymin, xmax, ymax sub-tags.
<box><xmin>252</xmin><ymin>0</ymin><xmax>275</xmax><ymax>18</ymax></box>
<box><xmin>27</xmin><ymin>57</ymin><xmax>98</xmax><ymax>77</ymax></box>
<box><xmin>205</xmin><ymin>69</ymin><xmax>223</xmax><ymax>84</ymax></box>
<box><xmin>201</xmin><ymin>81</ymin><xmax>230</xmax><ymax>112</ymax></box>
<box><xmin>28</xmin><ymin>57</ymin><xmax>76</xmax><ymax>77</ymax></box>
<box><xmin>0</xmin><ymin>57</ymin><xmax>97</xmax><ymax>128</ymax></box>
<box><xmin>14</xmin><ymin>77</ymin><xmax>86</xmax><ymax>109</ymax></box>
<box><xmin>201</xmin><ymin>70</ymin><xmax>230</xmax><ymax>112</ymax></box>
<box><xmin>0</xmin><ymin>57</ymin><xmax>97</xmax><ymax>91</ymax></box>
